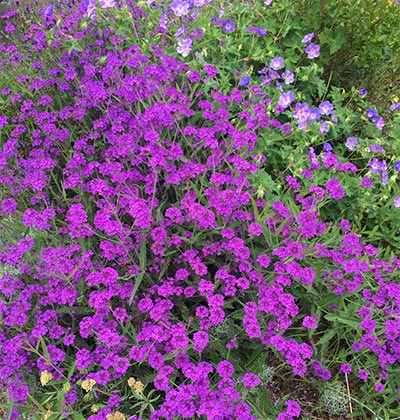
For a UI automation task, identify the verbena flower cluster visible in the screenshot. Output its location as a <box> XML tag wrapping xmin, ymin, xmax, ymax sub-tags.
<box><xmin>0</xmin><ymin>1</ymin><xmax>399</xmax><ymax>419</ymax></box>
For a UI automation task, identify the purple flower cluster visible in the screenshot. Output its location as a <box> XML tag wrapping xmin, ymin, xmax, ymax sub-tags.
<box><xmin>0</xmin><ymin>2</ymin><xmax>399</xmax><ymax>420</ymax></box>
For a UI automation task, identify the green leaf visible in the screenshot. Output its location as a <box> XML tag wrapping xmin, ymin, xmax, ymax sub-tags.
<box><xmin>316</xmin><ymin>329</ymin><xmax>337</xmax><ymax>346</ymax></box>
<box><xmin>129</xmin><ymin>231</ymin><xmax>147</xmax><ymax>304</ymax></box>
<box><xmin>66</xmin><ymin>39</ymin><xmax>84</xmax><ymax>54</ymax></box>
<box><xmin>324</xmin><ymin>313</ymin><xmax>359</xmax><ymax>328</ymax></box>
<box><xmin>316</xmin><ymin>78</ymin><xmax>327</xmax><ymax>98</ymax></box>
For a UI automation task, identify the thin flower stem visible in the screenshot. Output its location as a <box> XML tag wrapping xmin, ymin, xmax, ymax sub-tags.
<box><xmin>344</xmin><ymin>372</ymin><xmax>354</xmax><ymax>416</ymax></box>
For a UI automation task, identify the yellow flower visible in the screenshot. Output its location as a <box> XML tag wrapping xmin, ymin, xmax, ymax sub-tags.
<box><xmin>106</xmin><ymin>412</ymin><xmax>126</xmax><ymax>420</ymax></box>
<box><xmin>127</xmin><ymin>377</ymin><xmax>136</xmax><ymax>387</ymax></box>
<box><xmin>133</xmin><ymin>380</ymin><xmax>144</xmax><ymax>394</ymax></box>
<box><xmin>40</xmin><ymin>370</ymin><xmax>53</xmax><ymax>387</ymax></box>
<box><xmin>62</xmin><ymin>382</ymin><xmax>71</xmax><ymax>392</ymax></box>
<box><xmin>42</xmin><ymin>410</ymin><xmax>54</xmax><ymax>420</ymax></box>
<box><xmin>81</xmin><ymin>379</ymin><xmax>96</xmax><ymax>392</ymax></box>
<box><xmin>91</xmin><ymin>404</ymin><xmax>100</xmax><ymax>413</ymax></box>
<box><xmin>127</xmin><ymin>377</ymin><xmax>144</xmax><ymax>393</ymax></box>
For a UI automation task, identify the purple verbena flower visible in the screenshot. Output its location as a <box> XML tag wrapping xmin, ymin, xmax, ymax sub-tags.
<box><xmin>1</xmin><ymin>198</ymin><xmax>17</xmax><ymax>213</ymax></box>
<box><xmin>241</xmin><ymin>373</ymin><xmax>260</xmax><ymax>388</ymax></box>
<box><xmin>286</xmin><ymin>400</ymin><xmax>301</xmax><ymax>417</ymax></box>
<box><xmin>303</xmin><ymin>315</ymin><xmax>317</xmax><ymax>328</ymax></box>
<box><xmin>203</xmin><ymin>64</ymin><xmax>218</xmax><ymax>77</ymax></box>
<box><xmin>257</xmin><ymin>254</ymin><xmax>271</xmax><ymax>268</ymax></box>
<box><xmin>361</xmin><ymin>177</ymin><xmax>373</xmax><ymax>188</ymax></box>
<box><xmin>248</xmin><ymin>222</ymin><xmax>263</xmax><ymax>236</ymax></box>
<box><xmin>5</xmin><ymin>23</ymin><xmax>15</xmax><ymax>34</ymax></box>
<box><xmin>285</xmin><ymin>176</ymin><xmax>301</xmax><ymax>190</ymax></box>
<box><xmin>188</xmin><ymin>70</ymin><xmax>201</xmax><ymax>83</ymax></box>
<box><xmin>216</xmin><ymin>360</ymin><xmax>234</xmax><ymax>378</ymax></box>
<box><xmin>340</xmin><ymin>363</ymin><xmax>352</xmax><ymax>374</ymax></box>
<box><xmin>325</xmin><ymin>177</ymin><xmax>345</xmax><ymax>200</ymax></box>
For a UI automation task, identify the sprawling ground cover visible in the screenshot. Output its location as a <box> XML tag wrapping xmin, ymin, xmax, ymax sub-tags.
<box><xmin>0</xmin><ymin>1</ymin><xmax>399</xmax><ymax>419</ymax></box>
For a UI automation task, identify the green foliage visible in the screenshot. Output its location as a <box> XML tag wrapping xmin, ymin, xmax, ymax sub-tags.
<box><xmin>285</xmin><ymin>0</ymin><xmax>400</xmax><ymax>105</ymax></box>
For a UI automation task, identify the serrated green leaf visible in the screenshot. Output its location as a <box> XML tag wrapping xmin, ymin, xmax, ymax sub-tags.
<box><xmin>324</xmin><ymin>313</ymin><xmax>359</xmax><ymax>328</ymax></box>
<box><xmin>316</xmin><ymin>329</ymin><xmax>337</xmax><ymax>346</ymax></box>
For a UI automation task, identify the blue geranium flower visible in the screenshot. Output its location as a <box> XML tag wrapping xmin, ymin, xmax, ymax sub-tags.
<box><xmin>239</xmin><ymin>76</ymin><xmax>250</xmax><ymax>87</ymax></box>
<box><xmin>305</xmin><ymin>43</ymin><xmax>320</xmax><ymax>59</ymax></box>
<box><xmin>43</xmin><ymin>3</ymin><xmax>54</xmax><ymax>17</ymax></box>
<box><xmin>221</xmin><ymin>19</ymin><xmax>235</xmax><ymax>33</ymax></box>
<box><xmin>345</xmin><ymin>137</ymin><xmax>358</xmax><ymax>150</ymax></box>
<box><xmin>366</xmin><ymin>108</ymin><xmax>378</xmax><ymax>119</ymax></box>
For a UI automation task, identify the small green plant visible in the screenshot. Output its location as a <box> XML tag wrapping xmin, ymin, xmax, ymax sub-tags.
<box><xmin>259</xmin><ymin>364</ymin><xmax>275</xmax><ymax>386</ymax></box>
<box><xmin>319</xmin><ymin>383</ymin><xmax>349</xmax><ymax>416</ymax></box>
